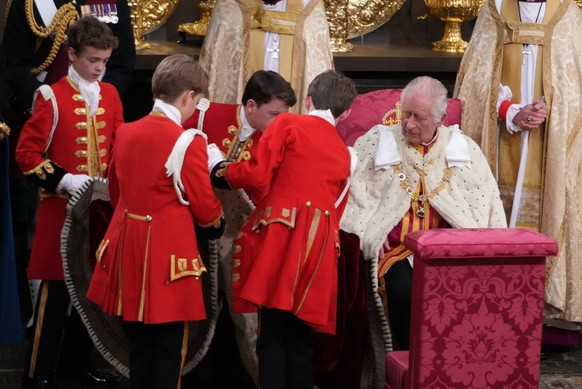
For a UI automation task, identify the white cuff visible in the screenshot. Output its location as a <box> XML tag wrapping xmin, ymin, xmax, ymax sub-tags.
<box><xmin>207</xmin><ymin>143</ymin><xmax>224</xmax><ymax>171</ymax></box>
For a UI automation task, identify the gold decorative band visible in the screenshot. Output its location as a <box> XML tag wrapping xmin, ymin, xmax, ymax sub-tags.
<box><xmin>124</xmin><ymin>210</ymin><xmax>153</xmax><ymax>222</ymax></box>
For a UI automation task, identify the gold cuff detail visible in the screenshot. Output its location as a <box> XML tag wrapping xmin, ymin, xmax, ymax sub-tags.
<box><xmin>0</xmin><ymin>122</ymin><xmax>11</xmax><ymax>136</ymax></box>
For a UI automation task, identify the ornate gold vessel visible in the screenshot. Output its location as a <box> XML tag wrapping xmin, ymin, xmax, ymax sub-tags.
<box><xmin>423</xmin><ymin>0</ymin><xmax>485</xmax><ymax>53</ymax></box>
<box><xmin>324</xmin><ymin>0</ymin><xmax>407</xmax><ymax>51</ymax></box>
<box><xmin>324</xmin><ymin>0</ymin><xmax>354</xmax><ymax>52</ymax></box>
<box><xmin>128</xmin><ymin>0</ymin><xmax>180</xmax><ymax>50</ymax></box>
<box><xmin>347</xmin><ymin>0</ymin><xmax>407</xmax><ymax>38</ymax></box>
<box><xmin>178</xmin><ymin>0</ymin><xmax>216</xmax><ymax>38</ymax></box>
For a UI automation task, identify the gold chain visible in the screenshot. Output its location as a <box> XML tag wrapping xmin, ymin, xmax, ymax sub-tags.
<box><xmin>393</xmin><ymin>164</ymin><xmax>452</xmax><ymax>202</ymax></box>
<box><xmin>25</xmin><ymin>0</ymin><xmax>79</xmax><ymax>75</ymax></box>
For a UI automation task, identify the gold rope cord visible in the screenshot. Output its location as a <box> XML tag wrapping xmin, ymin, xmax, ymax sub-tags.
<box><xmin>25</xmin><ymin>0</ymin><xmax>79</xmax><ymax>75</ymax></box>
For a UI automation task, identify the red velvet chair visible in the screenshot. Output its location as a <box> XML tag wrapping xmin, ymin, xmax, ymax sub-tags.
<box><xmin>336</xmin><ymin>89</ymin><xmax>462</xmax><ymax>147</ymax></box>
<box><xmin>385</xmin><ymin>228</ymin><xmax>558</xmax><ymax>389</ymax></box>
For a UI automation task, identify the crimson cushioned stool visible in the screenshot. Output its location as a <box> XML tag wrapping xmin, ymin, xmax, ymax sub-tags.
<box><xmin>385</xmin><ymin>228</ymin><xmax>558</xmax><ymax>389</ymax></box>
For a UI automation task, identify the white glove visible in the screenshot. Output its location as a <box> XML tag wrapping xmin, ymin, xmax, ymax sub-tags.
<box><xmin>56</xmin><ymin>173</ymin><xmax>91</xmax><ymax>195</ymax></box>
<box><xmin>207</xmin><ymin>143</ymin><xmax>224</xmax><ymax>171</ymax></box>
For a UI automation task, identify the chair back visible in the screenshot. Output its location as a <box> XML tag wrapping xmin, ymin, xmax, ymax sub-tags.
<box><xmin>337</xmin><ymin>89</ymin><xmax>462</xmax><ymax>146</ymax></box>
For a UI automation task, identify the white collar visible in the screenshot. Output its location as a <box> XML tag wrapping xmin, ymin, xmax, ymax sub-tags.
<box><xmin>239</xmin><ymin>106</ymin><xmax>257</xmax><ymax>142</ymax></box>
<box><xmin>152</xmin><ymin>99</ymin><xmax>182</xmax><ymax>125</ymax></box>
<box><xmin>308</xmin><ymin>109</ymin><xmax>335</xmax><ymax>126</ymax></box>
<box><xmin>374</xmin><ymin>124</ymin><xmax>471</xmax><ymax>170</ymax></box>
<box><xmin>68</xmin><ymin>65</ymin><xmax>101</xmax><ymax>116</ymax></box>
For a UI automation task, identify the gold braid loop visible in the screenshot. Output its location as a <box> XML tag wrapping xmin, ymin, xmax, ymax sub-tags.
<box><xmin>25</xmin><ymin>0</ymin><xmax>79</xmax><ymax>75</ymax></box>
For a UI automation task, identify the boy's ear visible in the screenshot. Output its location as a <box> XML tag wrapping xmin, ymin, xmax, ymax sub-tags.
<box><xmin>66</xmin><ymin>47</ymin><xmax>76</xmax><ymax>63</ymax></box>
<box><xmin>304</xmin><ymin>95</ymin><xmax>312</xmax><ymax>111</ymax></box>
<box><xmin>337</xmin><ymin>108</ymin><xmax>351</xmax><ymax>123</ymax></box>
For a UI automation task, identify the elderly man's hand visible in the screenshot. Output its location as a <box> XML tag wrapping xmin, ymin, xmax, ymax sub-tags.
<box><xmin>513</xmin><ymin>100</ymin><xmax>547</xmax><ymax>131</ymax></box>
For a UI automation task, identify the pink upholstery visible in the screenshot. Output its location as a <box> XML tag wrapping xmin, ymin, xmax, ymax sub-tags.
<box><xmin>385</xmin><ymin>228</ymin><xmax>558</xmax><ymax>389</ymax></box>
<box><xmin>385</xmin><ymin>351</ymin><xmax>409</xmax><ymax>389</ymax></box>
<box><xmin>336</xmin><ymin>89</ymin><xmax>463</xmax><ymax>146</ymax></box>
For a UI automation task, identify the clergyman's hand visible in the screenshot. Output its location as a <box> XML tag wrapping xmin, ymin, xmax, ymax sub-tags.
<box><xmin>513</xmin><ymin>100</ymin><xmax>547</xmax><ymax>131</ymax></box>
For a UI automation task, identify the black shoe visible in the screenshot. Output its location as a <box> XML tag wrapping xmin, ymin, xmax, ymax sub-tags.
<box><xmin>21</xmin><ymin>374</ymin><xmax>57</xmax><ymax>389</ymax></box>
<box><xmin>79</xmin><ymin>370</ymin><xmax>116</xmax><ymax>386</ymax></box>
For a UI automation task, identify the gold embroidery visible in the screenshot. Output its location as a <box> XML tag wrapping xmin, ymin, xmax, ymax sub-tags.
<box><xmin>233</xmin><ymin>259</ymin><xmax>241</xmax><ymax>267</ymax></box>
<box><xmin>0</xmin><ymin>122</ymin><xmax>10</xmax><ymax>136</ymax></box>
<box><xmin>72</xmin><ymin>94</ymin><xmax>84</xmax><ymax>101</ymax></box>
<box><xmin>282</xmin><ymin>208</ymin><xmax>290</xmax><ymax>218</ymax></box>
<box><xmin>75</xmin><ymin>150</ymin><xmax>88</xmax><ymax>158</ymax></box>
<box><xmin>252</xmin><ymin>206</ymin><xmax>297</xmax><ymax>230</ymax></box>
<box><xmin>96</xmin><ymin>107</ymin><xmax>105</xmax><ymax>115</ymax></box>
<box><xmin>233</xmin><ymin>245</ymin><xmax>242</xmax><ymax>254</ymax></box>
<box><xmin>97</xmin><ymin>135</ymin><xmax>106</xmax><ymax>143</ymax></box>
<box><xmin>95</xmin><ymin>239</ymin><xmax>109</xmax><ymax>263</ymax></box>
<box><xmin>76</xmin><ymin>165</ymin><xmax>88</xmax><ymax>173</ymax></box>
<box><xmin>76</xmin><ymin>137</ymin><xmax>87</xmax><ymax>144</ymax></box>
<box><xmin>382</xmin><ymin>101</ymin><xmax>402</xmax><ymax>126</ymax></box>
<box><xmin>74</xmin><ymin>108</ymin><xmax>87</xmax><ymax>115</ymax></box>
<box><xmin>23</xmin><ymin>160</ymin><xmax>54</xmax><ymax>180</ymax></box>
<box><xmin>138</xmin><ymin>221</ymin><xmax>153</xmax><ymax>321</ymax></box>
<box><xmin>95</xmin><ymin>121</ymin><xmax>106</xmax><ymax>130</ymax></box>
<box><xmin>305</xmin><ymin>209</ymin><xmax>321</xmax><ymax>261</ymax></box>
<box><xmin>169</xmin><ymin>254</ymin><xmax>207</xmax><ymax>282</ymax></box>
<box><xmin>232</xmin><ymin>273</ymin><xmax>240</xmax><ymax>282</ymax></box>
<box><xmin>228</xmin><ymin>125</ymin><xmax>237</xmax><ymax>135</ymax></box>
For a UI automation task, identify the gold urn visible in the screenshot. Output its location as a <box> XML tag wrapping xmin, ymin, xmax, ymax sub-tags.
<box><xmin>423</xmin><ymin>0</ymin><xmax>485</xmax><ymax>53</ymax></box>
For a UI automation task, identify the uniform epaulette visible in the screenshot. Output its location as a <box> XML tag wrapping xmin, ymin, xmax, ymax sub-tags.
<box><xmin>33</xmin><ymin>85</ymin><xmax>59</xmax><ymax>153</ymax></box>
<box><xmin>196</xmin><ymin>98</ymin><xmax>210</xmax><ymax>132</ymax></box>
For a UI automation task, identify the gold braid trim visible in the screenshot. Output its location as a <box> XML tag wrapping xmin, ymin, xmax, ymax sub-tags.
<box><xmin>25</xmin><ymin>0</ymin><xmax>79</xmax><ymax>75</ymax></box>
<box><xmin>0</xmin><ymin>122</ymin><xmax>10</xmax><ymax>136</ymax></box>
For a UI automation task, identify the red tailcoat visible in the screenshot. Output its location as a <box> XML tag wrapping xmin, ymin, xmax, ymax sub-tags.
<box><xmin>87</xmin><ymin>114</ymin><xmax>224</xmax><ymax>324</ymax></box>
<box><xmin>15</xmin><ymin>77</ymin><xmax>123</xmax><ymax>280</ymax></box>
<box><xmin>226</xmin><ymin>113</ymin><xmax>351</xmax><ymax>334</ymax></box>
<box><xmin>184</xmin><ymin>102</ymin><xmax>267</xmax><ymax>204</ymax></box>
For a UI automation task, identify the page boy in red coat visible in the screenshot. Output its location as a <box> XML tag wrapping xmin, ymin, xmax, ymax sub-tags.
<box><xmin>87</xmin><ymin>54</ymin><xmax>225</xmax><ymax>389</ymax></box>
<box><xmin>15</xmin><ymin>16</ymin><xmax>123</xmax><ymax>388</ymax></box>
<box><xmin>210</xmin><ymin>69</ymin><xmax>358</xmax><ymax>388</ymax></box>
<box><xmin>182</xmin><ymin>70</ymin><xmax>296</xmax><ymax>382</ymax></box>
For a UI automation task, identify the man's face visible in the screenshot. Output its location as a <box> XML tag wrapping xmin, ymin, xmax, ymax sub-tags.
<box><xmin>401</xmin><ymin>93</ymin><xmax>443</xmax><ymax>145</ymax></box>
<box><xmin>245</xmin><ymin>97</ymin><xmax>290</xmax><ymax>131</ymax></box>
<box><xmin>67</xmin><ymin>46</ymin><xmax>113</xmax><ymax>83</ymax></box>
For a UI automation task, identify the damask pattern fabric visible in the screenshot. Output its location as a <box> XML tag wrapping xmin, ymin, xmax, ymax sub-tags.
<box><xmin>399</xmin><ymin>229</ymin><xmax>557</xmax><ymax>388</ymax></box>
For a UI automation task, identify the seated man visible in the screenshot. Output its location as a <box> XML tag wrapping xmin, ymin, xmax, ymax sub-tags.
<box><xmin>341</xmin><ymin>76</ymin><xmax>507</xmax><ymax>353</ymax></box>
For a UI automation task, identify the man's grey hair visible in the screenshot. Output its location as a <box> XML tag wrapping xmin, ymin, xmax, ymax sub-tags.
<box><xmin>400</xmin><ymin>76</ymin><xmax>448</xmax><ymax>121</ymax></box>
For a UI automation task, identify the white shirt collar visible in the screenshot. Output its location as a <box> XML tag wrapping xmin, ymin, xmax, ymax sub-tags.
<box><xmin>152</xmin><ymin>99</ymin><xmax>182</xmax><ymax>126</ymax></box>
<box><xmin>308</xmin><ymin>109</ymin><xmax>335</xmax><ymax>126</ymax></box>
<box><xmin>239</xmin><ymin>106</ymin><xmax>257</xmax><ymax>142</ymax></box>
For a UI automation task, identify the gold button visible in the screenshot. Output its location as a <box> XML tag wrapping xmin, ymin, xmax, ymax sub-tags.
<box><xmin>306</xmin><ymin>201</ymin><xmax>311</xmax><ymax>207</ymax></box>
<box><xmin>324</xmin><ymin>210</ymin><xmax>330</xmax><ymax>216</ymax></box>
